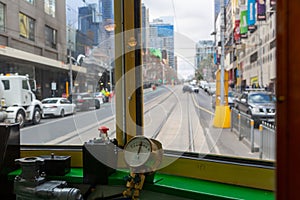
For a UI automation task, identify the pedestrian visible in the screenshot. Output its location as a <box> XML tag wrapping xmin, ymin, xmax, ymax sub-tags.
<box><xmin>105</xmin><ymin>88</ymin><xmax>110</xmax><ymax>102</ymax></box>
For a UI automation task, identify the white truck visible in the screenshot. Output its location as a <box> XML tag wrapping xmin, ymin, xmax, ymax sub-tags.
<box><xmin>0</xmin><ymin>73</ymin><xmax>43</xmax><ymax>128</ymax></box>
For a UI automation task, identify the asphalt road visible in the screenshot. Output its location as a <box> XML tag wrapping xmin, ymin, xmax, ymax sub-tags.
<box><xmin>20</xmin><ymin>85</ymin><xmax>263</xmax><ymax>160</ymax></box>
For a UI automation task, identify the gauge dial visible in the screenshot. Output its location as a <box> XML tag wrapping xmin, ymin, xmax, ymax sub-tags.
<box><xmin>124</xmin><ymin>136</ymin><xmax>152</xmax><ymax>168</ymax></box>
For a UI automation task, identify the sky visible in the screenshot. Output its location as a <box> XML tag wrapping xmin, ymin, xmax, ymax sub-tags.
<box><xmin>143</xmin><ymin>0</ymin><xmax>214</xmax><ymax>42</ymax></box>
<box><xmin>142</xmin><ymin>0</ymin><xmax>215</xmax><ymax>79</ymax></box>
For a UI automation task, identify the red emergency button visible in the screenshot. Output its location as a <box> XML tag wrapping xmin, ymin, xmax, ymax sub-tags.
<box><xmin>98</xmin><ymin>126</ymin><xmax>109</xmax><ymax>133</ymax></box>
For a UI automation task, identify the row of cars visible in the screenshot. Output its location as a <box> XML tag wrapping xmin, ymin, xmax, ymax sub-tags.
<box><xmin>182</xmin><ymin>81</ymin><xmax>216</xmax><ymax>95</ymax></box>
<box><xmin>42</xmin><ymin>92</ymin><xmax>103</xmax><ymax>118</ymax></box>
<box><xmin>182</xmin><ymin>84</ymin><xmax>199</xmax><ymax>93</ymax></box>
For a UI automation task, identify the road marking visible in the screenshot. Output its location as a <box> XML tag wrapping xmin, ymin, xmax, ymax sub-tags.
<box><xmin>205</xmin><ymin>128</ymin><xmax>220</xmax><ymax>154</ymax></box>
<box><xmin>191</xmin><ymin>94</ymin><xmax>214</xmax><ymax>115</ymax></box>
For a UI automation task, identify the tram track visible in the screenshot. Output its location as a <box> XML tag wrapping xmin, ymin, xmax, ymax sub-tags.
<box><xmin>47</xmin><ymin>86</ymin><xmax>180</xmax><ymax>145</ymax></box>
<box><xmin>44</xmin><ymin>85</ymin><xmax>211</xmax><ymax>155</ymax></box>
<box><xmin>150</xmin><ymin>88</ymin><xmax>205</xmax><ymax>153</ymax></box>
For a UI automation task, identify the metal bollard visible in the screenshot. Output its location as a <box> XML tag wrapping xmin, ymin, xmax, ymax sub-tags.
<box><xmin>238</xmin><ymin>113</ymin><xmax>242</xmax><ymax>140</ymax></box>
<box><xmin>259</xmin><ymin>124</ymin><xmax>263</xmax><ymax>159</ymax></box>
<box><xmin>250</xmin><ymin>119</ymin><xmax>255</xmax><ymax>153</ymax></box>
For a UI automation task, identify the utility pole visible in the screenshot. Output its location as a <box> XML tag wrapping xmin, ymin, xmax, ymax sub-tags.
<box><xmin>259</xmin><ymin>21</ymin><xmax>263</xmax><ymax>88</ymax></box>
<box><xmin>213</xmin><ymin>0</ymin><xmax>231</xmax><ymax>128</ymax></box>
<box><xmin>68</xmin><ymin>36</ymin><xmax>73</xmax><ymax>96</ymax></box>
<box><xmin>109</xmin><ymin>52</ymin><xmax>113</xmax><ymax>92</ymax></box>
<box><xmin>220</xmin><ymin>0</ymin><xmax>225</xmax><ymax>105</ymax></box>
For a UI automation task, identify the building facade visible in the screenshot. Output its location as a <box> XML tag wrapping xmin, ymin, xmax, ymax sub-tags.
<box><xmin>149</xmin><ymin>18</ymin><xmax>175</xmax><ymax>69</ymax></box>
<box><xmin>0</xmin><ymin>0</ymin><xmax>85</xmax><ymax>99</ymax></box>
<box><xmin>215</xmin><ymin>0</ymin><xmax>276</xmax><ymax>92</ymax></box>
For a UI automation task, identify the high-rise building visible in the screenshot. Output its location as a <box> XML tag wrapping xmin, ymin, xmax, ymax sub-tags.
<box><xmin>78</xmin><ymin>4</ymin><xmax>100</xmax><ymax>46</ymax></box>
<box><xmin>195</xmin><ymin>40</ymin><xmax>215</xmax><ymax>81</ymax></box>
<box><xmin>141</xmin><ymin>4</ymin><xmax>149</xmax><ymax>53</ymax></box>
<box><xmin>195</xmin><ymin>40</ymin><xmax>214</xmax><ymax>68</ymax></box>
<box><xmin>149</xmin><ymin>17</ymin><xmax>175</xmax><ymax>69</ymax></box>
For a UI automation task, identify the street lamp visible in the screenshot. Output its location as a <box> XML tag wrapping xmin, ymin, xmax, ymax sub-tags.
<box><xmin>67</xmin><ymin>26</ymin><xmax>74</xmax><ymax>97</ymax></box>
<box><xmin>104</xmin><ymin>19</ymin><xmax>116</xmax><ymax>93</ymax></box>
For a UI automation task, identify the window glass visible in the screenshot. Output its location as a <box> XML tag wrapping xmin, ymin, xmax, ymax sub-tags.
<box><xmin>8</xmin><ymin>0</ymin><xmax>276</xmax><ymax>166</ymax></box>
<box><xmin>1</xmin><ymin>80</ymin><xmax>9</xmax><ymax>90</ymax></box>
<box><xmin>19</xmin><ymin>13</ymin><xmax>35</xmax><ymax>41</ymax></box>
<box><xmin>44</xmin><ymin>0</ymin><xmax>56</xmax><ymax>17</ymax></box>
<box><xmin>45</xmin><ymin>25</ymin><xmax>57</xmax><ymax>48</ymax></box>
<box><xmin>0</xmin><ymin>3</ymin><xmax>4</xmax><ymax>32</ymax></box>
<box><xmin>22</xmin><ymin>80</ymin><xmax>29</xmax><ymax>90</ymax></box>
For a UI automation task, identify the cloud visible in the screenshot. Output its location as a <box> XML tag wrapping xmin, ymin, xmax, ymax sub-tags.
<box><xmin>143</xmin><ymin>0</ymin><xmax>214</xmax><ymax>41</ymax></box>
<box><xmin>142</xmin><ymin>0</ymin><xmax>215</xmax><ymax>80</ymax></box>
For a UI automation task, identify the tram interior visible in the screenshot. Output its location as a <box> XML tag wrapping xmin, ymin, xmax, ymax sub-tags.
<box><xmin>0</xmin><ymin>0</ymin><xmax>299</xmax><ymax>200</ymax></box>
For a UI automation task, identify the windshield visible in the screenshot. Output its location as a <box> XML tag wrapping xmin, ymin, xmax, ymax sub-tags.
<box><xmin>41</xmin><ymin>99</ymin><xmax>58</xmax><ymax>104</ymax></box>
<box><xmin>248</xmin><ymin>93</ymin><xmax>275</xmax><ymax>104</ymax></box>
<box><xmin>0</xmin><ymin>0</ymin><xmax>277</xmax><ymax>184</ymax></box>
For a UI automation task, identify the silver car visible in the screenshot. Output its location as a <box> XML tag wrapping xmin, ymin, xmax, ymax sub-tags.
<box><xmin>234</xmin><ymin>91</ymin><xmax>276</xmax><ymax>126</ymax></box>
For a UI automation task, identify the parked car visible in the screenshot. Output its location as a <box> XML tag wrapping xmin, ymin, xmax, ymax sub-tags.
<box><xmin>211</xmin><ymin>91</ymin><xmax>235</xmax><ymax>110</ymax></box>
<box><xmin>42</xmin><ymin>97</ymin><xmax>76</xmax><ymax>118</ymax></box>
<box><xmin>234</xmin><ymin>90</ymin><xmax>276</xmax><ymax>126</ymax></box>
<box><xmin>71</xmin><ymin>92</ymin><xmax>100</xmax><ymax>111</ymax></box>
<box><xmin>182</xmin><ymin>85</ymin><xmax>192</xmax><ymax>93</ymax></box>
<box><xmin>207</xmin><ymin>82</ymin><xmax>216</xmax><ymax>95</ymax></box>
<box><xmin>199</xmin><ymin>80</ymin><xmax>208</xmax><ymax>89</ymax></box>
<box><xmin>94</xmin><ymin>92</ymin><xmax>104</xmax><ymax>104</ymax></box>
<box><xmin>191</xmin><ymin>85</ymin><xmax>199</xmax><ymax>93</ymax></box>
<box><xmin>227</xmin><ymin>90</ymin><xmax>237</xmax><ymax>109</ymax></box>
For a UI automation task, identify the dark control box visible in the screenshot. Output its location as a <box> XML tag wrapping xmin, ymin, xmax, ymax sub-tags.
<box><xmin>39</xmin><ymin>154</ymin><xmax>71</xmax><ymax>176</ymax></box>
<box><xmin>83</xmin><ymin>140</ymin><xmax>117</xmax><ymax>185</ymax></box>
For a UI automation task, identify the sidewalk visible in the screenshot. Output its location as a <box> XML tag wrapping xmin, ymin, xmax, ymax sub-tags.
<box><xmin>207</xmin><ymin>126</ymin><xmax>261</xmax><ymax>159</ymax></box>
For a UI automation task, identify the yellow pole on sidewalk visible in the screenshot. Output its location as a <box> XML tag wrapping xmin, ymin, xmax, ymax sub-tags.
<box><xmin>213</xmin><ymin>70</ymin><xmax>231</xmax><ymax>128</ymax></box>
<box><xmin>66</xmin><ymin>81</ymin><xmax>69</xmax><ymax>98</ymax></box>
<box><xmin>213</xmin><ymin>0</ymin><xmax>231</xmax><ymax>128</ymax></box>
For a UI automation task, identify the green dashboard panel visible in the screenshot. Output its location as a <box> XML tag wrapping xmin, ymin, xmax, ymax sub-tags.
<box><xmin>8</xmin><ymin>168</ymin><xmax>274</xmax><ymax>200</ymax></box>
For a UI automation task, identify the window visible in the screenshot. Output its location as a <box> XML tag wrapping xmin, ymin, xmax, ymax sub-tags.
<box><xmin>19</xmin><ymin>13</ymin><xmax>35</xmax><ymax>41</ymax></box>
<box><xmin>22</xmin><ymin>80</ymin><xmax>29</xmax><ymax>90</ymax></box>
<box><xmin>44</xmin><ymin>0</ymin><xmax>56</xmax><ymax>17</ymax></box>
<box><xmin>45</xmin><ymin>25</ymin><xmax>57</xmax><ymax>49</ymax></box>
<box><xmin>1</xmin><ymin>80</ymin><xmax>9</xmax><ymax>90</ymax></box>
<box><xmin>0</xmin><ymin>3</ymin><xmax>4</xmax><ymax>32</ymax></box>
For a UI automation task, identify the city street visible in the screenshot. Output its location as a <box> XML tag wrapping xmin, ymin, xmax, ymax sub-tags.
<box><xmin>21</xmin><ymin>85</ymin><xmax>261</xmax><ymax>160</ymax></box>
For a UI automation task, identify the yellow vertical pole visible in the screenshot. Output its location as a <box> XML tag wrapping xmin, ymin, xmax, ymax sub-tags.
<box><xmin>114</xmin><ymin>0</ymin><xmax>143</xmax><ymax>147</ymax></box>
<box><xmin>114</xmin><ymin>0</ymin><xmax>124</xmax><ymax>147</ymax></box>
<box><xmin>214</xmin><ymin>69</ymin><xmax>231</xmax><ymax>128</ymax></box>
<box><xmin>66</xmin><ymin>81</ymin><xmax>69</xmax><ymax>98</ymax></box>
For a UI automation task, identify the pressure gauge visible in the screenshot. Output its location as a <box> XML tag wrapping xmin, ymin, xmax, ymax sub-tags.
<box><xmin>124</xmin><ymin>136</ymin><xmax>152</xmax><ymax>168</ymax></box>
<box><xmin>124</xmin><ymin>136</ymin><xmax>163</xmax><ymax>172</ymax></box>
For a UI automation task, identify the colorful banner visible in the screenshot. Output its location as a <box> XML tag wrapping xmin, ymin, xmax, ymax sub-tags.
<box><xmin>247</xmin><ymin>0</ymin><xmax>256</xmax><ymax>31</ymax></box>
<box><xmin>240</xmin><ymin>6</ymin><xmax>248</xmax><ymax>38</ymax></box>
<box><xmin>234</xmin><ymin>14</ymin><xmax>241</xmax><ymax>44</ymax></box>
<box><xmin>257</xmin><ymin>0</ymin><xmax>266</xmax><ymax>21</ymax></box>
<box><xmin>214</xmin><ymin>52</ymin><xmax>220</xmax><ymax>65</ymax></box>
